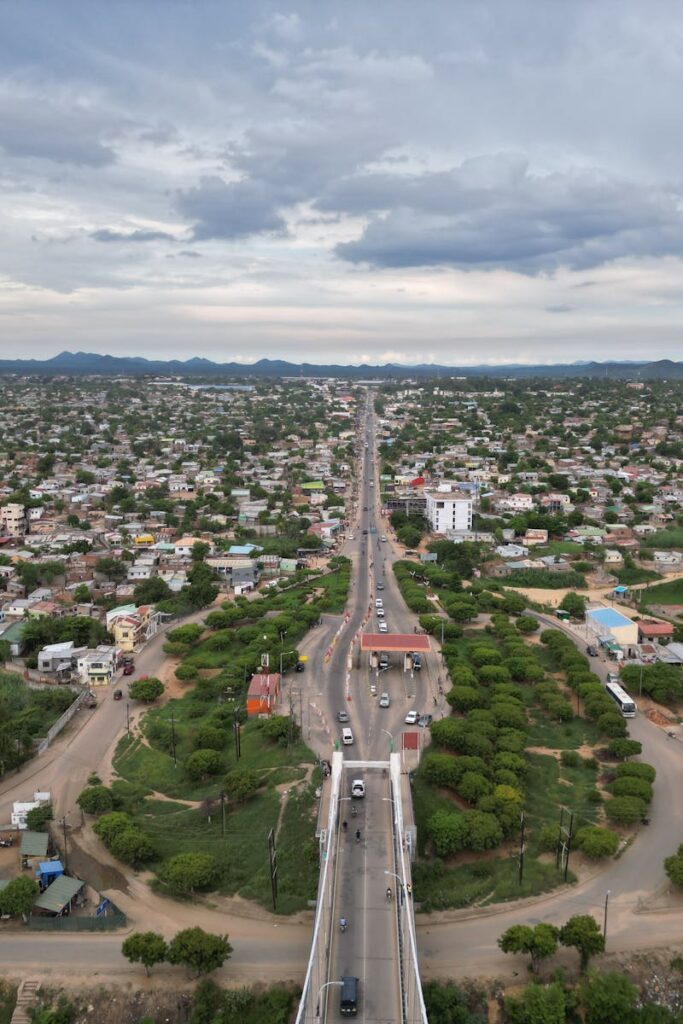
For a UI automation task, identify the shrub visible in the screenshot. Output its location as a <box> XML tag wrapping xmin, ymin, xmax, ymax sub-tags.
<box><xmin>560</xmin><ymin>750</ymin><xmax>581</xmax><ymax>768</ymax></box>
<box><xmin>158</xmin><ymin>852</ymin><xmax>218</xmax><ymax>895</ymax></box>
<box><xmin>193</xmin><ymin>725</ymin><xmax>227</xmax><ymax>751</ymax></box>
<box><xmin>93</xmin><ymin>811</ymin><xmax>132</xmax><ymax>845</ymax></box>
<box><xmin>538</xmin><ymin>824</ymin><xmax>560</xmax><ymax>852</ymax></box>
<box><xmin>516</xmin><ymin>616</ymin><xmax>539</xmax><ymax>634</ymax></box>
<box><xmin>609</xmin><ymin>777</ymin><xmax>653</xmax><ymax>804</ymax></box>
<box><xmin>665</xmin><ymin>844</ymin><xmax>683</xmax><ymax>888</ymax></box>
<box><xmin>607</xmin><ymin>738</ymin><xmax>642</xmax><ymax>760</ymax></box>
<box><xmin>458</xmin><ymin>771</ymin><xmax>492</xmax><ymax>805</ymax></box>
<box><xmin>574</xmin><ymin>826</ymin><xmax>619</xmax><ymax>859</ymax></box>
<box><xmin>109</xmin><ymin>827</ymin><xmax>155</xmax><ymax>866</ymax></box>
<box><xmin>185</xmin><ymin>749</ymin><xmax>223</xmax><ymax>780</ymax></box>
<box><xmin>466</xmin><ymin>810</ymin><xmax>503</xmax><ymax>851</ymax></box>
<box><xmin>428</xmin><ymin>810</ymin><xmax>470</xmax><ymax>856</ymax></box>
<box><xmin>77</xmin><ymin>785</ymin><xmax>114</xmax><ymax>815</ymax></box>
<box><xmin>605</xmin><ymin>795</ymin><xmax>647</xmax><ymax>826</ymax></box>
<box><xmin>616</xmin><ymin>761</ymin><xmax>656</xmax><ymax>784</ymax></box>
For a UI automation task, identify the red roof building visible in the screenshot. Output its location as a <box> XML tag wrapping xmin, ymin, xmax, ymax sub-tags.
<box><xmin>246</xmin><ymin>672</ymin><xmax>281</xmax><ymax>717</ymax></box>
<box><xmin>637</xmin><ymin>620</ymin><xmax>674</xmax><ymax>642</ymax></box>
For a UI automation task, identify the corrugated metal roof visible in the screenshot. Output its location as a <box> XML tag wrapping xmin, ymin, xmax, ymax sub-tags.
<box><xmin>20</xmin><ymin>832</ymin><xmax>49</xmax><ymax>857</ymax></box>
<box><xmin>33</xmin><ymin>874</ymin><xmax>84</xmax><ymax>913</ymax></box>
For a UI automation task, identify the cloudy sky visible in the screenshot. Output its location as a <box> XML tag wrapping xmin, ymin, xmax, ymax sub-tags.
<box><xmin>2</xmin><ymin>0</ymin><xmax>683</xmax><ymax>365</ymax></box>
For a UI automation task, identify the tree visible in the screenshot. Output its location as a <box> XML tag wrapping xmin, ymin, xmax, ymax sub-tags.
<box><xmin>185</xmin><ymin>748</ymin><xmax>222</xmax><ymax>780</ymax></box>
<box><xmin>0</xmin><ymin>639</ymin><xmax>11</xmax><ymax>665</ymax></box>
<box><xmin>95</xmin><ymin>556</ymin><xmax>127</xmax><ymax>583</ymax></box>
<box><xmin>72</xmin><ymin>583</ymin><xmax>92</xmax><ymax>604</ymax></box>
<box><xmin>26</xmin><ymin>803</ymin><xmax>53</xmax><ymax>831</ymax></box>
<box><xmin>559</xmin><ymin>915</ymin><xmax>605</xmax><ymax>971</ymax></box>
<box><xmin>193</xmin><ymin>725</ymin><xmax>226</xmax><ymax>751</ymax></box>
<box><xmin>605</xmin><ymin>795</ymin><xmax>647</xmax><ymax>826</ymax></box>
<box><xmin>608</xmin><ymin>738</ymin><xmax>642</xmax><ymax>760</ymax></box>
<box><xmin>458</xmin><ymin>771</ymin><xmax>492</xmax><ymax>805</ymax></box>
<box><xmin>223</xmin><ymin>766</ymin><xmax>260</xmax><ymax>804</ymax></box>
<box><xmin>122</xmin><ymin>931</ymin><xmax>168</xmax><ymax>976</ymax></box>
<box><xmin>93</xmin><ymin>811</ymin><xmax>132</xmax><ymax>846</ymax></box>
<box><xmin>158</xmin><ymin>852</ymin><xmax>218</xmax><ymax>895</ymax></box>
<box><xmin>167</xmin><ymin>926</ymin><xmax>232</xmax><ymax>976</ymax></box>
<box><xmin>128</xmin><ymin>677</ymin><xmax>165</xmax><ymax>702</ymax></box>
<box><xmin>498</xmin><ymin>923</ymin><xmax>559</xmax><ymax>973</ymax></box>
<box><xmin>560</xmin><ymin>592</ymin><xmax>587</xmax><ymax>618</ymax></box>
<box><xmin>109</xmin><ymin>828</ymin><xmax>155</xmax><ymax>867</ymax></box>
<box><xmin>466</xmin><ymin>811</ymin><xmax>503</xmax><ymax>851</ymax></box>
<box><xmin>505</xmin><ymin>981</ymin><xmax>566</xmax><ymax>1024</ymax></box>
<box><xmin>579</xmin><ymin>970</ymin><xmax>638</xmax><ymax>1024</ymax></box>
<box><xmin>77</xmin><ymin>785</ymin><xmax>114</xmax><ymax>815</ymax></box>
<box><xmin>0</xmin><ymin>876</ymin><xmax>39</xmax><ymax>921</ymax></box>
<box><xmin>134</xmin><ymin>576</ymin><xmax>172</xmax><ymax>605</ymax></box>
<box><xmin>664</xmin><ymin>843</ymin><xmax>683</xmax><ymax>888</ymax></box>
<box><xmin>516</xmin><ymin>616</ymin><xmax>539</xmax><ymax>634</ymax></box>
<box><xmin>191</xmin><ymin>541</ymin><xmax>211</xmax><ymax>562</ymax></box>
<box><xmin>574</xmin><ymin>827</ymin><xmax>619</xmax><ymax>860</ymax></box>
<box><xmin>422</xmin><ymin>981</ymin><xmax>484</xmax><ymax>1024</ymax></box>
<box><xmin>427</xmin><ymin>810</ymin><xmax>470</xmax><ymax>856</ymax></box>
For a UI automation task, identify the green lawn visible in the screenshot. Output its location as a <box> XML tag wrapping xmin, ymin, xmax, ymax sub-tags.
<box><xmin>614</xmin><ymin>566</ymin><xmax>662</xmax><ymax>586</ymax></box>
<box><xmin>638</xmin><ymin>578</ymin><xmax>683</xmax><ymax>606</ymax></box>
<box><xmin>526</xmin><ymin>710</ymin><xmax>602</xmax><ymax>750</ymax></box>
<box><xmin>534</xmin><ymin>541</ymin><xmax>585</xmax><ymax>557</ymax></box>
<box><xmin>0</xmin><ymin>982</ymin><xmax>16</xmax><ymax>1024</ymax></box>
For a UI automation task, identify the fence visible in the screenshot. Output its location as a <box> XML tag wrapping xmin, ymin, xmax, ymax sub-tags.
<box><xmin>29</xmin><ymin>901</ymin><xmax>126</xmax><ymax>932</ymax></box>
<box><xmin>36</xmin><ymin>690</ymin><xmax>88</xmax><ymax>755</ymax></box>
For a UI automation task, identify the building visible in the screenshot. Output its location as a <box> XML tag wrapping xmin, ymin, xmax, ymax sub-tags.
<box><xmin>0</xmin><ymin>503</ymin><xmax>27</xmax><ymax>537</ymax></box>
<box><xmin>77</xmin><ymin>646</ymin><xmax>118</xmax><ymax>686</ymax></box>
<box><xmin>637</xmin><ymin>620</ymin><xmax>674</xmax><ymax>644</ymax></box>
<box><xmin>246</xmin><ymin>673</ymin><xmax>281</xmax><ymax>717</ymax></box>
<box><xmin>425</xmin><ymin>491</ymin><xmax>473</xmax><ymax>535</ymax></box>
<box><xmin>586</xmin><ymin>607</ymin><xmax>639</xmax><ymax>648</ymax></box>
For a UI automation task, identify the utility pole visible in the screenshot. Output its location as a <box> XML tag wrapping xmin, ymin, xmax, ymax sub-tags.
<box><xmin>220</xmin><ymin>790</ymin><xmax>226</xmax><ymax>837</ymax></box>
<box><xmin>60</xmin><ymin>815</ymin><xmax>69</xmax><ymax>872</ymax></box>
<box><xmin>603</xmin><ymin>889</ymin><xmax>611</xmax><ymax>943</ymax></box>
<box><xmin>564</xmin><ymin>811</ymin><xmax>574</xmax><ymax>882</ymax></box>
<box><xmin>233</xmin><ymin>710</ymin><xmax>241</xmax><ymax>760</ymax></box>
<box><xmin>518</xmin><ymin>812</ymin><xmax>525</xmax><ymax>885</ymax></box>
<box><xmin>126</xmin><ymin>702</ymin><xmax>130</xmax><ymax>737</ymax></box>
<box><xmin>170</xmin><ymin>711</ymin><xmax>177</xmax><ymax>768</ymax></box>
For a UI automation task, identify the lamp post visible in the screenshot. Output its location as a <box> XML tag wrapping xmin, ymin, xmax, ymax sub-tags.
<box><xmin>381</xmin><ymin>728</ymin><xmax>394</xmax><ymax>753</ymax></box>
<box><xmin>316</xmin><ymin>980</ymin><xmax>343</xmax><ymax>1018</ymax></box>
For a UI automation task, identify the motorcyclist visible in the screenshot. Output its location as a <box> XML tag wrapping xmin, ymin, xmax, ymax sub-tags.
<box><xmin>342</xmin><ymin>820</ymin><xmax>348</xmax><ymax>832</ymax></box>
<box><xmin>355</xmin><ymin>828</ymin><xmax>361</xmax><ymax>843</ymax></box>
<box><xmin>386</xmin><ymin>886</ymin><xmax>392</xmax><ymax>901</ymax></box>
<box><xmin>340</xmin><ymin>916</ymin><xmax>347</xmax><ymax>931</ymax></box>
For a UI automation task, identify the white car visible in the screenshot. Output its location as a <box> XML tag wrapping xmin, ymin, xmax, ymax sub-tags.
<box><xmin>404</xmin><ymin>710</ymin><xmax>419</xmax><ymax>725</ymax></box>
<box><xmin>375</xmin><ymin>598</ymin><xmax>383</xmax><ymax>608</ymax></box>
<box><xmin>370</xmin><ymin>683</ymin><xmax>378</xmax><ymax>696</ymax></box>
<box><xmin>378</xmin><ymin>622</ymin><xmax>388</xmax><ymax>633</ymax></box>
<box><xmin>379</xmin><ymin>692</ymin><xmax>390</xmax><ymax>708</ymax></box>
<box><xmin>376</xmin><ymin>608</ymin><xmax>385</xmax><ymax>619</ymax></box>
<box><xmin>351</xmin><ymin>779</ymin><xmax>365</xmax><ymax>799</ymax></box>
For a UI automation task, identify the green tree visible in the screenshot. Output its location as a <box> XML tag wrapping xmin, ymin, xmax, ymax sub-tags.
<box><xmin>93</xmin><ymin>811</ymin><xmax>132</xmax><ymax>845</ymax></box>
<box><xmin>579</xmin><ymin>970</ymin><xmax>638</xmax><ymax>1024</ymax></box>
<box><xmin>505</xmin><ymin>981</ymin><xmax>567</xmax><ymax>1024</ymax></box>
<box><xmin>158</xmin><ymin>852</ymin><xmax>218</xmax><ymax>895</ymax></box>
<box><xmin>516</xmin><ymin>616</ymin><xmax>539</xmax><ymax>634</ymax></box>
<box><xmin>0</xmin><ymin>639</ymin><xmax>11</xmax><ymax>664</ymax></box>
<box><xmin>223</xmin><ymin>766</ymin><xmax>260</xmax><ymax>804</ymax></box>
<box><xmin>427</xmin><ymin>810</ymin><xmax>470</xmax><ymax>856</ymax></box>
<box><xmin>77</xmin><ymin>785</ymin><xmax>114</xmax><ymax>815</ymax></box>
<box><xmin>167</xmin><ymin>926</ymin><xmax>232</xmax><ymax>976</ymax></box>
<box><xmin>95</xmin><ymin>557</ymin><xmax>127</xmax><ymax>583</ymax></box>
<box><xmin>466</xmin><ymin>811</ymin><xmax>503</xmax><ymax>851</ymax></box>
<box><xmin>422</xmin><ymin>981</ymin><xmax>485</xmax><ymax>1024</ymax></box>
<box><xmin>121</xmin><ymin>931</ymin><xmax>168</xmax><ymax>976</ymax></box>
<box><xmin>608</xmin><ymin>738</ymin><xmax>643</xmax><ymax>760</ymax></box>
<box><xmin>25</xmin><ymin>803</ymin><xmax>53</xmax><ymax>831</ymax></box>
<box><xmin>185</xmin><ymin>748</ymin><xmax>222</xmax><ymax>780</ymax></box>
<box><xmin>559</xmin><ymin>915</ymin><xmax>605</xmax><ymax>971</ymax></box>
<box><xmin>664</xmin><ymin>844</ymin><xmax>683</xmax><ymax>888</ymax></box>
<box><xmin>560</xmin><ymin>592</ymin><xmax>587</xmax><ymax>618</ymax></box>
<box><xmin>193</xmin><ymin>725</ymin><xmax>226</xmax><ymax>751</ymax></box>
<box><xmin>0</xmin><ymin>876</ymin><xmax>39</xmax><ymax>921</ymax></box>
<box><xmin>498</xmin><ymin>923</ymin><xmax>559</xmax><ymax>973</ymax></box>
<box><xmin>128</xmin><ymin>677</ymin><xmax>165</xmax><ymax>702</ymax></box>
<box><xmin>109</xmin><ymin>828</ymin><xmax>155</xmax><ymax>867</ymax></box>
<box><xmin>191</xmin><ymin>541</ymin><xmax>211</xmax><ymax>562</ymax></box>
<box><xmin>72</xmin><ymin>584</ymin><xmax>92</xmax><ymax>604</ymax></box>
<box><xmin>605</xmin><ymin>795</ymin><xmax>647</xmax><ymax>826</ymax></box>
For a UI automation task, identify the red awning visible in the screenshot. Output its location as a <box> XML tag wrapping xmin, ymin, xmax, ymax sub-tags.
<box><xmin>360</xmin><ymin>633</ymin><xmax>431</xmax><ymax>653</ymax></box>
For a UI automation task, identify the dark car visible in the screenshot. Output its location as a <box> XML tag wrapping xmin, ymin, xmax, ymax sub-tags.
<box><xmin>362</xmin><ymin>529</ymin><xmax>368</xmax><ymax>535</ymax></box>
<box><xmin>123</xmin><ymin>663</ymin><xmax>135</xmax><ymax>676</ymax></box>
<box><xmin>295</xmin><ymin>662</ymin><xmax>305</xmax><ymax>673</ymax></box>
<box><xmin>113</xmin><ymin>689</ymin><xmax>123</xmax><ymax>701</ymax></box>
<box><xmin>586</xmin><ymin>645</ymin><xmax>598</xmax><ymax>657</ymax></box>
<box><xmin>418</xmin><ymin>714</ymin><xmax>433</xmax><ymax>728</ymax></box>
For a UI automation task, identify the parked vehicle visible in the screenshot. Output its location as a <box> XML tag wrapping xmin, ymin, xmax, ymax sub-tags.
<box><xmin>404</xmin><ymin>710</ymin><xmax>419</xmax><ymax>725</ymax></box>
<box><xmin>123</xmin><ymin>663</ymin><xmax>135</xmax><ymax>676</ymax></box>
<box><xmin>587</xmin><ymin>645</ymin><xmax>598</xmax><ymax>657</ymax></box>
<box><xmin>418</xmin><ymin>714</ymin><xmax>433</xmax><ymax>728</ymax></box>
<box><xmin>113</xmin><ymin>689</ymin><xmax>123</xmax><ymax>701</ymax></box>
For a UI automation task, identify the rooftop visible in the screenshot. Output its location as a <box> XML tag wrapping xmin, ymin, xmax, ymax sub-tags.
<box><xmin>586</xmin><ymin>608</ymin><xmax>635</xmax><ymax>628</ymax></box>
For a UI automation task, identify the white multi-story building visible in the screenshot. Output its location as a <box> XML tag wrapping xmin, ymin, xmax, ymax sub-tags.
<box><xmin>425</xmin><ymin>490</ymin><xmax>473</xmax><ymax>535</ymax></box>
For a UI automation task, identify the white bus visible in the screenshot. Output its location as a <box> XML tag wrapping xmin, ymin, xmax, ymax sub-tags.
<box><xmin>605</xmin><ymin>681</ymin><xmax>637</xmax><ymax>718</ymax></box>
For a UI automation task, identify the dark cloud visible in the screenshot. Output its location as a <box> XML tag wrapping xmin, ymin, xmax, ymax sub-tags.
<box><xmin>0</xmin><ymin>96</ymin><xmax>116</xmax><ymax>166</ymax></box>
<box><xmin>90</xmin><ymin>228</ymin><xmax>176</xmax><ymax>243</ymax></box>
<box><xmin>177</xmin><ymin>176</ymin><xmax>288</xmax><ymax>240</ymax></box>
<box><xmin>333</xmin><ymin>159</ymin><xmax>683</xmax><ymax>272</ymax></box>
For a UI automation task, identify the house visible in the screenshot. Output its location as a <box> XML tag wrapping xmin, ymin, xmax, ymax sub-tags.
<box><xmin>174</xmin><ymin>536</ymin><xmax>205</xmax><ymax>557</ymax></box>
<box><xmin>246</xmin><ymin>673</ymin><xmax>281</xmax><ymax>717</ymax></box>
<box><xmin>495</xmin><ymin>544</ymin><xmax>529</xmax><ymax>559</ymax></box>
<box><xmin>38</xmin><ymin>641</ymin><xmax>87</xmax><ymax>675</ymax></box>
<box><xmin>0</xmin><ymin>620</ymin><xmax>27</xmax><ymax>656</ymax></box>
<box><xmin>523</xmin><ymin>529</ymin><xmax>548</xmax><ymax>546</ymax></box>
<box><xmin>0</xmin><ymin>503</ymin><xmax>27</xmax><ymax>536</ymax></box>
<box><xmin>653</xmin><ymin>551</ymin><xmax>683</xmax><ymax>571</ymax></box>
<box><xmin>603</xmin><ymin>549</ymin><xmax>624</xmax><ymax>565</ymax></box>
<box><xmin>77</xmin><ymin>646</ymin><xmax>118</xmax><ymax>686</ymax></box>
<box><xmin>637</xmin><ymin>620</ymin><xmax>674</xmax><ymax>644</ymax></box>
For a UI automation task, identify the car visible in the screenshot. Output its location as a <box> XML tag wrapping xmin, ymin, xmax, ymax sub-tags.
<box><xmin>363</xmin><ymin>506</ymin><xmax>368</xmax><ymax>511</ymax></box>
<box><xmin>418</xmin><ymin>714</ymin><xmax>433</xmax><ymax>728</ymax></box>
<box><xmin>405</xmin><ymin>710</ymin><xmax>419</xmax><ymax>725</ymax></box>
<box><xmin>337</xmin><ymin>710</ymin><xmax>350</xmax><ymax>722</ymax></box>
<box><xmin>295</xmin><ymin>662</ymin><xmax>305</xmax><ymax>672</ymax></box>
<box><xmin>376</xmin><ymin>582</ymin><xmax>385</xmax><ymax>590</ymax></box>
<box><xmin>375</xmin><ymin>598</ymin><xmax>383</xmax><ymax>607</ymax></box>
<box><xmin>587</xmin><ymin>645</ymin><xmax>598</xmax><ymax>657</ymax></box>
<box><xmin>342</xmin><ymin>727</ymin><xmax>354</xmax><ymax>745</ymax></box>
<box><xmin>411</xmin><ymin>653</ymin><xmax>422</xmax><ymax>671</ymax></box>
<box><xmin>405</xmin><ymin>549</ymin><xmax>416</xmax><ymax>556</ymax></box>
<box><xmin>113</xmin><ymin>689</ymin><xmax>123</xmax><ymax>701</ymax></box>
<box><xmin>340</xmin><ymin>975</ymin><xmax>359</xmax><ymax>1017</ymax></box>
<box><xmin>378</xmin><ymin>653</ymin><xmax>389</xmax><ymax>670</ymax></box>
<box><xmin>379</xmin><ymin>692</ymin><xmax>390</xmax><ymax>708</ymax></box>
<box><xmin>376</xmin><ymin>609</ymin><xmax>385</xmax><ymax>620</ymax></box>
<box><xmin>123</xmin><ymin>663</ymin><xmax>135</xmax><ymax>676</ymax></box>
<box><xmin>351</xmin><ymin>779</ymin><xmax>365</xmax><ymax>798</ymax></box>
<box><xmin>378</xmin><ymin>622</ymin><xmax>388</xmax><ymax>633</ymax></box>
<box><xmin>362</xmin><ymin>529</ymin><xmax>368</xmax><ymax>535</ymax></box>
<box><xmin>370</xmin><ymin>683</ymin><xmax>377</xmax><ymax>696</ymax></box>
<box><xmin>381</xmin><ymin>535</ymin><xmax>387</xmax><ymax>542</ymax></box>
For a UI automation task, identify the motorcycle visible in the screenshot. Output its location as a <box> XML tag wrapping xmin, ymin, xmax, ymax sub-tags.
<box><xmin>339</xmin><ymin>917</ymin><xmax>347</xmax><ymax>932</ymax></box>
<box><xmin>0</xmin><ymin>837</ymin><xmax>13</xmax><ymax>848</ymax></box>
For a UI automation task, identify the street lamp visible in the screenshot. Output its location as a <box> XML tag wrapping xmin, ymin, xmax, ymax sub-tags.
<box><xmin>316</xmin><ymin>980</ymin><xmax>343</xmax><ymax>1018</ymax></box>
<box><xmin>381</xmin><ymin>728</ymin><xmax>394</xmax><ymax>753</ymax></box>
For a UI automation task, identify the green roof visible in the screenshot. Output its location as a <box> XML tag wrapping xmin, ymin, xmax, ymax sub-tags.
<box><xmin>20</xmin><ymin>832</ymin><xmax>49</xmax><ymax>857</ymax></box>
<box><xmin>1</xmin><ymin>621</ymin><xmax>26</xmax><ymax>641</ymax></box>
<box><xmin>33</xmin><ymin>874</ymin><xmax>84</xmax><ymax>913</ymax></box>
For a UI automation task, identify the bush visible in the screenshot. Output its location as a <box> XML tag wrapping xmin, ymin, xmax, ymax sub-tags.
<box><xmin>665</xmin><ymin>844</ymin><xmax>683</xmax><ymax>888</ymax></box>
<box><xmin>458</xmin><ymin>771</ymin><xmax>492</xmax><ymax>805</ymax></box>
<box><xmin>193</xmin><ymin>725</ymin><xmax>227</xmax><ymax>751</ymax></box>
<box><xmin>93</xmin><ymin>811</ymin><xmax>132</xmax><ymax>846</ymax></box>
<box><xmin>109</xmin><ymin>828</ymin><xmax>155</xmax><ymax>866</ymax></box>
<box><xmin>516</xmin><ymin>616</ymin><xmax>539</xmax><ymax>634</ymax></box>
<box><xmin>608</xmin><ymin>738</ymin><xmax>642</xmax><ymax>760</ymax></box>
<box><xmin>605</xmin><ymin>795</ymin><xmax>647</xmax><ymax>826</ymax></box>
<box><xmin>157</xmin><ymin>852</ymin><xmax>218</xmax><ymax>895</ymax></box>
<box><xmin>185</xmin><ymin>749</ymin><xmax>223</xmax><ymax>780</ymax></box>
<box><xmin>538</xmin><ymin>824</ymin><xmax>560</xmax><ymax>852</ymax></box>
<box><xmin>129</xmin><ymin>677</ymin><xmax>165</xmax><ymax>702</ymax></box>
<box><xmin>616</xmin><ymin>761</ymin><xmax>656</xmax><ymax>784</ymax></box>
<box><xmin>77</xmin><ymin>785</ymin><xmax>114</xmax><ymax>815</ymax></box>
<box><xmin>609</xmin><ymin>777</ymin><xmax>653</xmax><ymax>804</ymax></box>
<box><xmin>574</xmin><ymin>826</ymin><xmax>619</xmax><ymax>859</ymax></box>
<box><xmin>560</xmin><ymin>750</ymin><xmax>581</xmax><ymax>768</ymax></box>
<box><xmin>428</xmin><ymin>810</ymin><xmax>470</xmax><ymax>856</ymax></box>
<box><xmin>223</xmin><ymin>766</ymin><xmax>260</xmax><ymax>803</ymax></box>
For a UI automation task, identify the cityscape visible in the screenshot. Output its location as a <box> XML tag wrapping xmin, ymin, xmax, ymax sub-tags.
<box><xmin>3</xmin><ymin>3</ymin><xmax>683</xmax><ymax>1023</ymax></box>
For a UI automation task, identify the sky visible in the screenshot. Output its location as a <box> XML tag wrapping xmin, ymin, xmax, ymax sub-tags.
<box><xmin>2</xmin><ymin>0</ymin><xmax>683</xmax><ymax>366</ymax></box>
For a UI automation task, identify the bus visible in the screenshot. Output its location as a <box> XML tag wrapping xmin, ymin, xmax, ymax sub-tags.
<box><xmin>605</xmin><ymin>681</ymin><xmax>637</xmax><ymax>718</ymax></box>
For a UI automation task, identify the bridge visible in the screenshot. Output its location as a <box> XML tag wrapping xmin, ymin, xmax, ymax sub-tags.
<box><xmin>295</xmin><ymin>751</ymin><xmax>427</xmax><ymax>1023</ymax></box>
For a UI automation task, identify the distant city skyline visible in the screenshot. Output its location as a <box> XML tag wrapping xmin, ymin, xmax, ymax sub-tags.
<box><xmin>2</xmin><ymin>1</ymin><xmax>683</xmax><ymax>364</ymax></box>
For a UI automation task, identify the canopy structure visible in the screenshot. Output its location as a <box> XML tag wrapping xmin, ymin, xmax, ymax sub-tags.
<box><xmin>33</xmin><ymin>874</ymin><xmax>84</xmax><ymax>914</ymax></box>
<box><xmin>360</xmin><ymin>634</ymin><xmax>431</xmax><ymax>653</ymax></box>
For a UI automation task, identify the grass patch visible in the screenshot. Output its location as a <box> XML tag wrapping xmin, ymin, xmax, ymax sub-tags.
<box><xmin>0</xmin><ymin>981</ymin><xmax>16</xmax><ymax>1024</ymax></box>
<box><xmin>638</xmin><ymin>578</ymin><xmax>683</xmax><ymax>606</ymax></box>
<box><xmin>526</xmin><ymin>711</ymin><xmax>601</xmax><ymax>750</ymax></box>
<box><xmin>414</xmin><ymin>853</ymin><xmax>570</xmax><ymax>912</ymax></box>
<box><xmin>640</xmin><ymin>527</ymin><xmax>683</xmax><ymax>549</ymax></box>
<box><xmin>534</xmin><ymin>541</ymin><xmax>585</xmax><ymax>557</ymax></box>
<box><xmin>614</xmin><ymin>566</ymin><xmax>662</xmax><ymax>585</ymax></box>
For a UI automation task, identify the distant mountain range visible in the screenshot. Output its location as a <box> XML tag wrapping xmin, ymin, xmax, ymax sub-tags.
<box><xmin>1</xmin><ymin>350</ymin><xmax>683</xmax><ymax>379</ymax></box>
